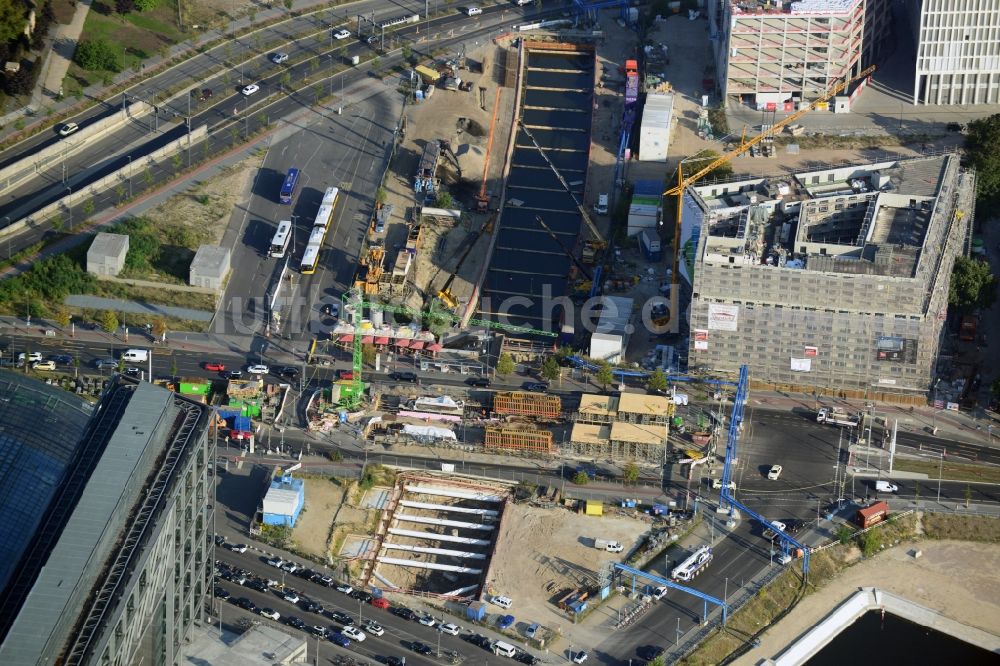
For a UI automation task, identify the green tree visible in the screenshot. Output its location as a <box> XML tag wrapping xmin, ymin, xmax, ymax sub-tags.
<box><xmin>496</xmin><ymin>352</ymin><xmax>515</xmax><ymax>376</ymax></box>
<box><xmin>283</xmin><ymin>0</ymin><xmax>293</xmax><ymax>9</ymax></box>
<box><xmin>375</xmin><ymin>187</ymin><xmax>388</xmax><ymax>205</ymax></box>
<box><xmin>101</xmin><ymin>309</ymin><xmax>119</xmax><ymax>333</ymax></box>
<box><xmin>82</xmin><ymin>198</ymin><xmax>95</xmax><ymax>216</ymax></box>
<box><xmin>371</xmin><ymin>56</ymin><xmax>381</xmax><ymax>70</ymax></box>
<box><xmin>170</xmin><ymin>355</ymin><xmax>178</xmax><ymax>378</ymax></box>
<box><xmin>134</xmin><ymin>0</ymin><xmax>158</xmax><ymax>10</ymax></box>
<box><xmin>361</xmin><ymin>343</ymin><xmax>376</xmax><ymax>365</ymax></box>
<box><xmin>540</xmin><ymin>356</ymin><xmax>560</xmax><ymax>382</ymax></box>
<box><xmin>143</xmin><ymin>168</ymin><xmax>152</xmax><ymax>184</ymax></box>
<box><xmin>435</xmin><ymin>191</ymin><xmax>454</xmax><ymax>209</ymax></box>
<box><xmin>402</xmin><ymin>44</ymin><xmax>413</xmax><ymax>63</ymax></box>
<box><xmin>647</xmin><ymin>368</ymin><xmax>668</xmax><ymax>393</ymax></box>
<box><xmin>49</xmin><ymin>213</ymin><xmax>64</xmax><ymax>232</ymax></box>
<box><xmin>857</xmin><ymin>530</ymin><xmax>882</xmax><ymax>557</ymax></box>
<box><xmin>0</xmin><ymin>0</ymin><xmax>28</xmax><ymax>44</ymax></box>
<box><xmin>949</xmin><ymin>256</ymin><xmax>997</xmax><ymax>312</ymax></box>
<box><xmin>115</xmin><ymin>183</ymin><xmax>126</xmax><ymax>203</ymax></box>
<box><xmin>623</xmin><ymin>462</ymin><xmax>639</xmax><ymax>485</ymax></box>
<box><xmin>54</xmin><ymin>306</ymin><xmax>72</xmax><ymax>328</ymax></box>
<box><xmin>595</xmin><ymin>360</ymin><xmax>614</xmax><ymax>389</ymax></box>
<box><xmin>965</xmin><ymin>113</ymin><xmax>1000</xmax><ymax>203</ymax></box>
<box><xmin>572</xmin><ymin>471</ymin><xmax>590</xmax><ymax>485</ymax></box>
<box><xmin>74</xmin><ymin>39</ymin><xmax>122</xmax><ymax>72</ymax></box>
<box><xmin>172</xmin><ymin>153</ymin><xmax>182</xmax><ymax>171</ymax></box>
<box><xmin>836</xmin><ymin>525</ymin><xmax>854</xmax><ymax>545</ymax></box>
<box><xmin>152</xmin><ymin>318</ymin><xmax>167</xmax><ymax>342</ymax></box>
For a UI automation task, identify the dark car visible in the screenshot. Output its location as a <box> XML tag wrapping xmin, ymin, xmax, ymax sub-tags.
<box><xmin>637</xmin><ymin>646</ymin><xmax>665</xmax><ymax>661</ymax></box>
<box><xmin>214</xmin><ymin>586</ymin><xmax>230</xmax><ymax>599</ymax></box>
<box><xmin>198</xmin><ymin>88</ymin><xmax>213</xmax><ymax>101</ymax></box>
<box><xmin>349</xmin><ymin>589</ymin><xmax>372</xmax><ymax>603</ymax></box>
<box><xmin>284</xmin><ymin>615</ymin><xmax>306</xmax><ymax>629</ymax></box>
<box><xmin>50</xmin><ymin>354</ymin><xmax>73</xmax><ymax>365</ymax></box>
<box><xmin>524</xmin><ymin>382</ymin><xmax>548</xmax><ymax>392</ymax></box>
<box><xmin>294</xmin><ymin>567</ymin><xmax>315</xmax><ymax>579</ymax></box>
<box><xmin>224</xmin><ymin>370</ymin><xmax>243</xmax><ymax>379</ymax></box>
<box><xmin>466</xmin><ymin>376</ymin><xmax>490</xmax><ymax>387</ymax></box>
<box><xmin>279</xmin><ymin>366</ymin><xmax>301</xmax><ymax>380</ymax></box>
<box><xmin>467</xmin><ymin>634</ymin><xmax>492</xmax><ymax>650</ymax></box>
<box><xmin>946</xmin><ymin>122</ymin><xmax>963</xmax><ymax>132</ymax></box>
<box><xmin>386</xmin><ymin>658</ymin><xmax>405</xmax><ymax>666</ymax></box>
<box><xmin>94</xmin><ymin>358</ymin><xmax>117</xmax><ymax>369</ymax></box>
<box><xmin>330</xmin><ymin>632</ymin><xmax>351</xmax><ymax>648</ymax></box>
<box><xmin>235</xmin><ymin>597</ymin><xmax>256</xmax><ymax>611</ymax></box>
<box><xmin>515</xmin><ymin>653</ymin><xmax>539</xmax><ymax>665</ymax></box>
<box><xmin>391</xmin><ymin>606</ymin><xmax>417</xmax><ymax>621</ymax></box>
<box><xmin>302</xmin><ymin>600</ymin><xmax>323</xmax><ymax>614</ymax></box>
<box><xmin>124</xmin><ymin>367</ymin><xmax>142</xmax><ymax>377</ymax></box>
<box><xmin>390</xmin><ymin>371</ymin><xmax>418</xmax><ymax>383</ymax></box>
<box><xmin>409</xmin><ymin>641</ymin><xmax>433</xmax><ymax>655</ymax></box>
<box><xmin>329</xmin><ymin>610</ymin><xmax>354</xmax><ymax>626</ymax></box>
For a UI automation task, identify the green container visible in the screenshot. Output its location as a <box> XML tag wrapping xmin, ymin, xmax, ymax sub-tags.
<box><xmin>179</xmin><ymin>382</ymin><xmax>210</xmax><ymax>395</ymax></box>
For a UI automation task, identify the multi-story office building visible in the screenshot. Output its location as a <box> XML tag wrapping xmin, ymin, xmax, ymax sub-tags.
<box><xmin>708</xmin><ymin>0</ymin><xmax>878</xmax><ymax>109</ymax></box>
<box><xmin>681</xmin><ymin>154</ymin><xmax>975</xmax><ymax>398</ymax></box>
<box><xmin>0</xmin><ymin>375</ymin><xmax>215</xmax><ymax>665</ymax></box>
<box><xmin>906</xmin><ymin>0</ymin><xmax>1000</xmax><ymax>105</ymax></box>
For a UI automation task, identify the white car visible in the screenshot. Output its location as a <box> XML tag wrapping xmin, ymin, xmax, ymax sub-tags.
<box><xmin>438</xmin><ymin>622</ymin><xmax>460</xmax><ymax>635</ymax></box>
<box><xmin>875</xmin><ymin>480</ymin><xmax>899</xmax><ymax>493</ymax></box>
<box><xmin>491</xmin><ymin>595</ymin><xmax>513</xmax><ymax>609</ymax></box>
<box><xmin>283</xmin><ymin>591</ymin><xmax>300</xmax><ymax>603</ymax></box>
<box><xmin>418</xmin><ymin>614</ymin><xmax>436</xmax><ymax>627</ymax></box>
<box><xmin>18</xmin><ymin>352</ymin><xmax>42</xmax><ymax>363</ymax></box>
<box><xmin>247</xmin><ymin>364</ymin><xmax>270</xmax><ymax>375</ymax></box>
<box><xmin>259</xmin><ymin>608</ymin><xmax>280</xmax><ymax>621</ymax></box>
<box><xmin>711</xmin><ymin>478</ymin><xmax>736</xmax><ymax>490</ymax></box>
<box><xmin>572</xmin><ymin>651</ymin><xmax>588</xmax><ymax>664</ymax></box>
<box><xmin>242</xmin><ymin>83</ymin><xmax>260</xmax><ymax>96</ymax></box>
<box><xmin>335</xmin><ymin>583</ymin><xmax>353</xmax><ymax>595</ymax></box>
<box><xmin>334</xmin><ymin>28</ymin><xmax>351</xmax><ymax>40</ymax></box>
<box><xmin>342</xmin><ymin>626</ymin><xmax>366</xmax><ymax>642</ymax></box>
<box><xmin>228</xmin><ymin>543</ymin><xmax>248</xmax><ymax>553</ymax></box>
<box><xmin>266</xmin><ymin>557</ymin><xmax>285</xmax><ymax>568</ymax></box>
<box><xmin>652</xmin><ymin>586</ymin><xmax>668</xmax><ymax>600</ymax></box>
<box><xmin>604</xmin><ymin>541</ymin><xmax>624</xmax><ymax>553</ymax></box>
<box><xmin>364</xmin><ymin>620</ymin><xmax>384</xmax><ymax>636</ymax></box>
<box><xmin>59</xmin><ymin>122</ymin><xmax>79</xmax><ymax>136</ymax></box>
<box><xmin>767</xmin><ymin>464</ymin><xmax>783</xmax><ymax>480</ymax></box>
<box><xmin>763</xmin><ymin>520</ymin><xmax>786</xmax><ymax>538</ymax></box>
<box><xmin>466</xmin><ymin>6</ymin><xmax>482</xmax><ymax>15</ymax></box>
<box><xmin>32</xmin><ymin>360</ymin><xmax>56</xmax><ymax>371</ymax></box>
<box><xmin>280</xmin><ymin>561</ymin><xmax>300</xmax><ymax>573</ymax></box>
<box><xmin>271</xmin><ymin>52</ymin><xmax>289</xmax><ymax>64</ymax></box>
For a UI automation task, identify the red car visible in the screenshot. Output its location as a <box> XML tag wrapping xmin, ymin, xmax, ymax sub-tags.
<box><xmin>336</xmin><ymin>369</ymin><xmax>354</xmax><ymax>380</ymax></box>
<box><xmin>204</xmin><ymin>362</ymin><xmax>226</xmax><ymax>372</ymax></box>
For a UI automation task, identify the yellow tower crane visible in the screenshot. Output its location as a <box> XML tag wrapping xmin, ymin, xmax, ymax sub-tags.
<box><xmin>663</xmin><ymin>65</ymin><xmax>876</xmax><ymax>307</ymax></box>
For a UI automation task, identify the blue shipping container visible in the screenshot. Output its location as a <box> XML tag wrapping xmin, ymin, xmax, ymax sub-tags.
<box><xmin>233</xmin><ymin>416</ymin><xmax>252</xmax><ymax>432</ymax></box>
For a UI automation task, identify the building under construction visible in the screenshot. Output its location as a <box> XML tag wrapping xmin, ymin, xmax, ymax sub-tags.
<box><xmin>569</xmin><ymin>421</ymin><xmax>666</xmax><ymax>463</ymax></box>
<box><xmin>492</xmin><ymin>391</ymin><xmax>561</xmax><ymax>419</ymax></box>
<box><xmin>484</xmin><ymin>427</ymin><xmax>554</xmax><ymax>454</ymax></box>
<box><xmin>575</xmin><ymin>393</ymin><xmax>675</xmax><ymax>425</ymax></box>
<box><xmin>415</xmin><ymin>141</ymin><xmax>441</xmax><ymax>194</ymax></box>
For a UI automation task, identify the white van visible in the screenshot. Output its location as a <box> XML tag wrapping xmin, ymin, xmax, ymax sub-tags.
<box><xmin>466</xmin><ymin>6</ymin><xmax>482</xmax><ymax>15</ymax></box>
<box><xmin>490</xmin><ymin>595</ymin><xmax>513</xmax><ymax>609</ymax></box>
<box><xmin>493</xmin><ymin>641</ymin><xmax>517</xmax><ymax>658</ymax></box>
<box><xmin>875</xmin><ymin>480</ymin><xmax>899</xmax><ymax>493</ymax></box>
<box><xmin>122</xmin><ymin>349</ymin><xmax>149</xmax><ymax>363</ymax></box>
<box><xmin>514</xmin><ymin>0</ymin><xmax>534</xmax><ymax>5</ymax></box>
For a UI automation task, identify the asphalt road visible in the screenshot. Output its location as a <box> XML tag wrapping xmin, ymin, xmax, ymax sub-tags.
<box><xmin>1</xmin><ymin>0</ymin><xmax>552</xmax><ymax>249</ymax></box>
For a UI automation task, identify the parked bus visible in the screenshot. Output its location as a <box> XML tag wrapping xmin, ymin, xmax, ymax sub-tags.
<box><xmin>279</xmin><ymin>168</ymin><xmax>300</xmax><ymax>204</ymax></box>
<box><xmin>299</xmin><ymin>226</ymin><xmax>327</xmax><ymax>274</ymax></box>
<box><xmin>268</xmin><ymin>219</ymin><xmax>293</xmax><ymax>258</ymax></box>
<box><xmin>313</xmin><ymin>187</ymin><xmax>339</xmax><ymax>231</ymax></box>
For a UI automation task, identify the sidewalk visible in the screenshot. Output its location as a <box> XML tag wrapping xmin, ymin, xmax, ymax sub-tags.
<box><xmin>31</xmin><ymin>0</ymin><xmax>92</xmax><ymax>110</ymax></box>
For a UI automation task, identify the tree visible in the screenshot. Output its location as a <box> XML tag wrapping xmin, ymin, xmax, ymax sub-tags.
<box><xmin>375</xmin><ymin>186</ymin><xmax>388</xmax><ymax>205</ymax></box>
<box><xmin>49</xmin><ymin>213</ymin><xmax>64</xmax><ymax>232</ymax></box>
<box><xmin>54</xmin><ymin>306</ymin><xmax>72</xmax><ymax>328</ymax></box>
<box><xmin>0</xmin><ymin>0</ymin><xmax>27</xmax><ymax>44</ymax></box>
<box><xmin>647</xmin><ymin>368</ymin><xmax>668</xmax><ymax>393</ymax></box>
<box><xmin>949</xmin><ymin>256</ymin><xmax>997</xmax><ymax>312</ymax></box>
<box><xmin>836</xmin><ymin>525</ymin><xmax>854</xmax><ymax>545</ymax></box>
<box><xmin>540</xmin><ymin>356</ymin><xmax>560</xmax><ymax>383</ymax></box>
<box><xmin>595</xmin><ymin>360</ymin><xmax>614</xmax><ymax>389</ymax></box>
<box><xmin>3</xmin><ymin>65</ymin><xmax>33</xmax><ymax>96</ymax></box>
<box><xmin>152</xmin><ymin>318</ymin><xmax>167</xmax><ymax>342</ymax></box>
<box><xmin>856</xmin><ymin>530</ymin><xmax>882</xmax><ymax>557</ymax></box>
<box><xmin>623</xmin><ymin>462</ymin><xmax>639</xmax><ymax>485</ymax></box>
<box><xmin>572</xmin><ymin>470</ymin><xmax>590</xmax><ymax>485</ymax></box>
<box><xmin>101</xmin><ymin>310</ymin><xmax>119</xmax><ymax>333</ymax></box>
<box><xmin>965</xmin><ymin>113</ymin><xmax>1000</xmax><ymax>203</ymax></box>
<box><xmin>496</xmin><ymin>352</ymin><xmax>515</xmax><ymax>376</ymax></box>
<box><xmin>134</xmin><ymin>0</ymin><xmax>158</xmax><ymax>10</ymax></box>
<box><xmin>280</xmin><ymin>70</ymin><xmax>292</xmax><ymax>90</ymax></box>
<box><xmin>361</xmin><ymin>343</ymin><xmax>376</xmax><ymax>365</ymax></box>
<box><xmin>82</xmin><ymin>198</ymin><xmax>95</xmax><ymax>216</ymax></box>
<box><xmin>116</xmin><ymin>0</ymin><xmax>136</xmax><ymax>13</ymax></box>
<box><xmin>74</xmin><ymin>39</ymin><xmax>122</xmax><ymax>72</ymax></box>
<box><xmin>170</xmin><ymin>355</ymin><xmax>178</xmax><ymax>378</ymax></box>
<box><xmin>435</xmin><ymin>191</ymin><xmax>454</xmax><ymax>209</ymax></box>
<box><xmin>402</xmin><ymin>44</ymin><xmax>413</xmax><ymax>64</ymax></box>
<box><xmin>284</xmin><ymin>0</ymin><xmax>293</xmax><ymax>9</ymax></box>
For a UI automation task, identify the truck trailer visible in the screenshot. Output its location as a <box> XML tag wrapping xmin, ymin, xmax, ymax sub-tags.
<box><xmin>855</xmin><ymin>501</ymin><xmax>890</xmax><ymax>529</ymax></box>
<box><xmin>816</xmin><ymin>406</ymin><xmax>859</xmax><ymax>427</ymax></box>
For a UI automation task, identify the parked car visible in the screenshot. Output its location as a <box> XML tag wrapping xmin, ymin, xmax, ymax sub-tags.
<box><xmin>283</xmin><ymin>591</ymin><xmax>300</xmax><ymax>604</ymax></box>
<box><xmin>386</xmin><ymin>658</ymin><xmax>404</xmax><ymax>666</ymax></box>
<box><xmin>637</xmin><ymin>646</ymin><xmax>665</xmax><ymax>661</ymax></box>
<box><xmin>652</xmin><ymin>586</ymin><xmax>668</xmax><ymax>600</ymax></box>
<box><xmin>766</xmin><ymin>464</ymin><xmax>783</xmax><ymax>480</ymax></box>
<box><xmin>50</xmin><ymin>354</ymin><xmax>73</xmax><ymax>365</ymax></box>
<box><xmin>224</xmin><ymin>370</ymin><xmax>243</xmax><ymax>379</ymax></box>
<box><xmin>318</xmin><ymin>575</ymin><xmax>334</xmax><ymax>586</ymax></box>
<box><xmin>349</xmin><ymin>589</ymin><xmax>372</xmax><ymax>603</ymax></box>
<box><xmin>214</xmin><ymin>586</ymin><xmax>230</xmax><ymax>599</ymax></box>
<box><xmin>391</xmin><ymin>606</ymin><xmax>417</xmax><ymax>621</ymax></box>
<box><xmin>515</xmin><ymin>653</ymin><xmax>539</xmax><ymax>665</ymax></box>
<box><xmin>247</xmin><ymin>364</ymin><xmax>270</xmax><ymax>375</ymax></box>
<box><xmin>18</xmin><ymin>352</ymin><xmax>42</xmax><ymax>363</ymax></box>
<box><xmin>228</xmin><ymin>543</ymin><xmax>248</xmax><ymax>553</ymax></box>
<box><xmin>466</xmin><ymin>376</ymin><xmax>491</xmax><ymax>387</ymax></box>
<box><xmin>59</xmin><ymin>122</ymin><xmax>79</xmax><ymax>136</ymax></box>
<box><xmin>418</xmin><ymin>614</ymin><xmax>437</xmax><ymax>627</ymax></box>
<box><xmin>335</xmin><ymin>583</ymin><xmax>354</xmax><ymax>595</ymax></box>
<box><xmin>311</xmin><ymin>625</ymin><xmax>328</xmax><ymax>637</ymax></box>
<box><xmin>497</xmin><ymin>614</ymin><xmax>515</xmax><ymax>630</ymax></box>
<box><xmin>279</xmin><ymin>366</ymin><xmax>300</xmax><ymax>379</ymax></box>
<box><xmin>285</xmin><ymin>616</ymin><xmax>306</xmax><ymax>630</ymax></box>
<box><xmin>259</xmin><ymin>608</ymin><xmax>280</xmax><ymax>620</ymax></box>
<box><xmin>439</xmin><ymin>622</ymin><xmax>460</xmax><ymax>635</ymax></box>
<box><xmin>266</xmin><ymin>557</ymin><xmax>285</xmax><ymax>568</ymax></box>
<box><xmin>364</xmin><ymin>620</ymin><xmax>384</xmax><ymax>636</ymax></box>
<box><xmin>329</xmin><ymin>610</ymin><xmax>354</xmax><ymax>626</ymax></box>
<box><xmin>466</xmin><ymin>6</ymin><xmax>482</xmax><ymax>15</ymax></box>
<box><xmin>204</xmin><ymin>362</ymin><xmax>226</xmax><ymax>372</ymax></box>
<box><xmin>524</xmin><ymin>382</ymin><xmax>548</xmax><ymax>392</ymax></box>
<box><xmin>280</xmin><ymin>561</ymin><xmax>301</xmax><ymax>573</ymax></box>
<box><xmin>321</xmin><ymin>303</ymin><xmax>339</xmax><ymax>316</ymax></box>
<box><xmin>409</xmin><ymin>641</ymin><xmax>433</xmax><ymax>655</ymax></box>
<box><xmin>572</xmin><ymin>651</ymin><xmax>589</xmax><ymax>664</ymax></box>
<box><xmin>390</xmin><ymin>370</ymin><xmax>418</xmax><ymax>383</ymax></box>
<box><xmin>242</xmin><ymin>83</ymin><xmax>261</xmax><ymax>96</ymax></box>
<box><xmin>271</xmin><ymin>52</ymin><xmax>289</xmax><ymax>64</ymax></box>
<box><xmin>342</xmin><ymin>626</ymin><xmax>366</xmax><ymax>642</ymax></box>
<box><xmin>94</xmin><ymin>358</ymin><xmax>118</xmax><ymax>369</ymax></box>
<box><xmin>334</xmin><ymin>28</ymin><xmax>351</xmax><ymax>39</ymax></box>
<box><xmin>329</xmin><ymin>633</ymin><xmax>351</xmax><ymax>648</ymax></box>
<box><xmin>123</xmin><ymin>367</ymin><xmax>142</xmax><ymax>377</ymax></box>
<box><xmin>32</xmin><ymin>360</ymin><xmax>56</xmax><ymax>371</ymax></box>
<box><xmin>490</xmin><ymin>595</ymin><xmax>513</xmax><ymax>609</ymax></box>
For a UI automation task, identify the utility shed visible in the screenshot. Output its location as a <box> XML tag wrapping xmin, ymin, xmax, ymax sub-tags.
<box><xmin>638</xmin><ymin>93</ymin><xmax>673</xmax><ymax>162</ymax></box>
<box><xmin>262</xmin><ymin>475</ymin><xmax>304</xmax><ymax>527</ymax></box>
<box><xmin>87</xmin><ymin>232</ymin><xmax>129</xmax><ymax>276</ymax></box>
<box><xmin>189</xmin><ymin>244</ymin><xmax>231</xmax><ymax>290</ymax></box>
<box><xmin>589</xmin><ymin>296</ymin><xmax>634</xmax><ymax>363</ymax></box>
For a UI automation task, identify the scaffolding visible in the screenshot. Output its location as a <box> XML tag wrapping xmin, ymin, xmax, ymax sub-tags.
<box><xmin>569</xmin><ymin>422</ymin><xmax>666</xmax><ymax>463</ymax></box>
<box><xmin>484</xmin><ymin>427</ymin><xmax>554</xmax><ymax>454</ymax></box>
<box><xmin>492</xmin><ymin>391</ymin><xmax>561</xmax><ymax>419</ymax></box>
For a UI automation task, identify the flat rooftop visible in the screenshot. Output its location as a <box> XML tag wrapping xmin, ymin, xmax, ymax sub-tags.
<box><xmin>730</xmin><ymin>0</ymin><xmax>862</xmax><ymax>16</ymax></box>
<box><xmin>617</xmin><ymin>392</ymin><xmax>673</xmax><ymax>417</ymax></box>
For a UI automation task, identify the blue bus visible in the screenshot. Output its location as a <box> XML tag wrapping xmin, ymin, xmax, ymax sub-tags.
<box><xmin>279</xmin><ymin>168</ymin><xmax>300</xmax><ymax>204</ymax></box>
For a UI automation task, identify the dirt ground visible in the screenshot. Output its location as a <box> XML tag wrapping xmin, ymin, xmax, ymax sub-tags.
<box><xmin>737</xmin><ymin>539</ymin><xmax>1000</xmax><ymax>665</ymax></box>
<box><xmin>487</xmin><ymin>503</ymin><xmax>651</xmax><ymax>629</ymax></box>
<box><xmin>292</xmin><ymin>476</ymin><xmax>346</xmax><ymax>559</ymax></box>
<box><xmin>379</xmin><ymin>41</ymin><xmax>517</xmax><ymax>315</ymax></box>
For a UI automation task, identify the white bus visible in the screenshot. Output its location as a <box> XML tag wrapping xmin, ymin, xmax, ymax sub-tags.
<box><xmin>269</xmin><ymin>219</ymin><xmax>293</xmax><ymax>257</ymax></box>
<box><xmin>313</xmin><ymin>187</ymin><xmax>339</xmax><ymax>231</ymax></box>
<box><xmin>300</xmin><ymin>244</ymin><xmax>320</xmax><ymax>274</ymax></box>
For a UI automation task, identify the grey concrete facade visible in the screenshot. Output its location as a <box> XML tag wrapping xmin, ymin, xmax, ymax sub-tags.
<box><xmin>682</xmin><ymin>154</ymin><xmax>974</xmax><ymax>398</ymax></box>
<box><xmin>907</xmin><ymin>0</ymin><xmax>1000</xmax><ymax>105</ymax></box>
<box><xmin>189</xmin><ymin>245</ymin><xmax>231</xmax><ymax>290</ymax></box>
<box><xmin>87</xmin><ymin>232</ymin><xmax>129</xmax><ymax>277</ymax></box>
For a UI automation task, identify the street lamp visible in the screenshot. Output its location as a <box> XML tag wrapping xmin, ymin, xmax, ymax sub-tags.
<box><xmin>1</xmin><ymin>216</ymin><xmax>10</xmax><ymax>260</ymax></box>
<box><xmin>65</xmin><ymin>186</ymin><xmax>72</xmax><ymax>227</ymax></box>
<box><xmin>126</xmin><ymin>155</ymin><xmax>132</xmax><ymax>198</ymax></box>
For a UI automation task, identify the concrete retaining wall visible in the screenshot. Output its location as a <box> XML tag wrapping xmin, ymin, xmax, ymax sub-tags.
<box><xmin>0</xmin><ymin>124</ymin><xmax>208</xmax><ymax>242</ymax></box>
<box><xmin>0</xmin><ymin>102</ymin><xmax>154</xmax><ymax>192</ymax></box>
